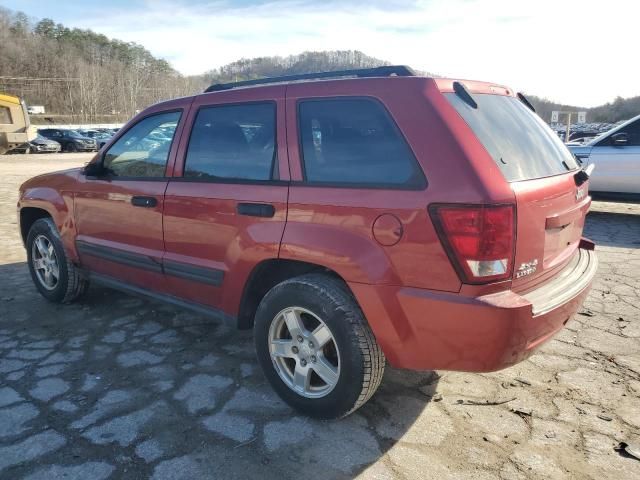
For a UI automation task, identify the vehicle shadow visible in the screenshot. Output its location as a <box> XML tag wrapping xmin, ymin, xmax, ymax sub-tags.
<box><xmin>0</xmin><ymin>261</ymin><xmax>437</xmax><ymax>479</ymax></box>
<box><xmin>590</xmin><ymin>193</ymin><xmax>640</xmax><ymax>204</ymax></box>
<box><xmin>585</xmin><ymin>211</ymin><xmax>640</xmax><ymax>249</ymax></box>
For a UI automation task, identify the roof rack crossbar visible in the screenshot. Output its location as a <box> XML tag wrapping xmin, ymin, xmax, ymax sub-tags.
<box><xmin>204</xmin><ymin>65</ymin><xmax>415</xmax><ymax>92</ymax></box>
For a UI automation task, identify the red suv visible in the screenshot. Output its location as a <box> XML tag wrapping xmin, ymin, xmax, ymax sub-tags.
<box><xmin>18</xmin><ymin>66</ymin><xmax>597</xmax><ymax>419</ymax></box>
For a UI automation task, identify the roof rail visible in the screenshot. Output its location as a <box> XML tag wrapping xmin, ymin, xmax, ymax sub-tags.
<box><xmin>204</xmin><ymin>65</ymin><xmax>416</xmax><ymax>93</ymax></box>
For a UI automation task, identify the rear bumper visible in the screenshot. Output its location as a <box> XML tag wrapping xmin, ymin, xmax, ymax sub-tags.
<box><xmin>350</xmin><ymin>247</ymin><xmax>597</xmax><ymax>372</ymax></box>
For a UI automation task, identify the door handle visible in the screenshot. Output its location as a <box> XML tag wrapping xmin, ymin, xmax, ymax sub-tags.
<box><xmin>237</xmin><ymin>202</ymin><xmax>275</xmax><ymax>218</ymax></box>
<box><xmin>131</xmin><ymin>196</ymin><xmax>158</xmax><ymax>208</ymax></box>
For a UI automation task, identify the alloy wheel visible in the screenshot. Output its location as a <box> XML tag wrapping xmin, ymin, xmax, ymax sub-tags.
<box><xmin>31</xmin><ymin>234</ymin><xmax>59</xmax><ymax>290</ymax></box>
<box><xmin>268</xmin><ymin>306</ymin><xmax>341</xmax><ymax>398</ymax></box>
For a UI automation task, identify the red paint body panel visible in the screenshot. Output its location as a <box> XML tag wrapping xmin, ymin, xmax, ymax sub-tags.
<box><xmin>162</xmin><ymin>182</ymin><xmax>288</xmax><ymax>313</ymax></box>
<box><xmin>74</xmin><ymin>178</ymin><xmax>169</xmax><ymax>293</ymax></box>
<box><xmin>17</xmin><ymin>75</ymin><xmax>597</xmax><ymax>374</ymax></box>
<box><xmin>510</xmin><ymin>175</ymin><xmax>591</xmax><ymax>292</ymax></box>
<box><xmin>162</xmin><ymin>86</ymin><xmax>289</xmax><ymax>315</ymax></box>
<box><xmin>18</xmin><ymin>169</ymin><xmax>80</xmax><ymax>261</ymax></box>
<box><xmin>350</xmin><ymin>257</ymin><xmax>593</xmax><ymax>371</ymax></box>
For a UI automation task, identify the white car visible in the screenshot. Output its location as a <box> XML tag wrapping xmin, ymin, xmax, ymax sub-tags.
<box><xmin>568</xmin><ymin>113</ymin><xmax>640</xmax><ymax>196</ymax></box>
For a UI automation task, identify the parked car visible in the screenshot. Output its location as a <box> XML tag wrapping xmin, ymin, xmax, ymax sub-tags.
<box><xmin>568</xmin><ymin>131</ymin><xmax>600</xmax><ymax>143</ymax></box>
<box><xmin>566</xmin><ymin>137</ymin><xmax>596</xmax><ymax>146</ymax></box>
<box><xmin>568</xmin><ymin>113</ymin><xmax>640</xmax><ymax>196</ymax></box>
<box><xmin>17</xmin><ymin>66</ymin><xmax>597</xmax><ymax>419</ymax></box>
<box><xmin>95</xmin><ymin>128</ymin><xmax>119</xmax><ymax>136</ymax></box>
<box><xmin>38</xmin><ymin>128</ymin><xmax>98</xmax><ymax>152</ymax></box>
<box><xmin>31</xmin><ymin>135</ymin><xmax>62</xmax><ymax>153</ymax></box>
<box><xmin>80</xmin><ymin>130</ymin><xmax>113</xmax><ymax>149</ymax></box>
<box><xmin>7</xmin><ymin>135</ymin><xmax>62</xmax><ymax>154</ymax></box>
<box><xmin>27</xmin><ymin>105</ymin><xmax>45</xmax><ymax>115</ymax></box>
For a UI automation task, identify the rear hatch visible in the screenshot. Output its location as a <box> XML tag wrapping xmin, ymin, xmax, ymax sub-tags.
<box><xmin>445</xmin><ymin>90</ymin><xmax>588</xmax><ymax>290</ymax></box>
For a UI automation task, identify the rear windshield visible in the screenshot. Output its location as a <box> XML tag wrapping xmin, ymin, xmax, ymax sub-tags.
<box><xmin>445</xmin><ymin>93</ymin><xmax>579</xmax><ymax>182</ymax></box>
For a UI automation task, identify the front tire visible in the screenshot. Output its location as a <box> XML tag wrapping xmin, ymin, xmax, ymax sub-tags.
<box><xmin>66</xmin><ymin>143</ymin><xmax>78</xmax><ymax>152</ymax></box>
<box><xmin>26</xmin><ymin>218</ymin><xmax>88</xmax><ymax>303</ymax></box>
<box><xmin>254</xmin><ymin>273</ymin><xmax>385</xmax><ymax>419</ymax></box>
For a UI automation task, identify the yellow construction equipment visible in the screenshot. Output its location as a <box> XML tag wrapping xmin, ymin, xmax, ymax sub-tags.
<box><xmin>0</xmin><ymin>92</ymin><xmax>36</xmax><ymax>154</ymax></box>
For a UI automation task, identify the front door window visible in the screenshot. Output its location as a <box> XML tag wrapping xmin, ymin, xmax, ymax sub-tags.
<box><xmin>103</xmin><ymin>111</ymin><xmax>181</xmax><ymax>178</ymax></box>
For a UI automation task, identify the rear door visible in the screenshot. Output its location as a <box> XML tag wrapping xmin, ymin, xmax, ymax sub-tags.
<box><xmin>586</xmin><ymin>119</ymin><xmax>640</xmax><ymax>194</ymax></box>
<box><xmin>445</xmin><ymin>92</ymin><xmax>588</xmax><ymax>290</ymax></box>
<box><xmin>162</xmin><ymin>87</ymin><xmax>289</xmax><ymax>313</ymax></box>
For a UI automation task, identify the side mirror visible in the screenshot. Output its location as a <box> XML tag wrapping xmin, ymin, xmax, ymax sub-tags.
<box><xmin>83</xmin><ymin>161</ymin><xmax>104</xmax><ymax>177</ymax></box>
<box><xmin>611</xmin><ymin>132</ymin><xmax>628</xmax><ymax>146</ymax></box>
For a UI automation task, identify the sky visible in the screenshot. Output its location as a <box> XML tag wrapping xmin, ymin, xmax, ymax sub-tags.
<box><xmin>2</xmin><ymin>0</ymin><xmax>638</xmax><ymax>107</ymax></box>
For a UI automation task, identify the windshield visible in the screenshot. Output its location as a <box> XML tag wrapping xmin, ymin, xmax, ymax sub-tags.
<box><xmin>66</xmin><ymin>130</ymin><xmax>84</xmax><ymax>138</ymax></box>
<box><xmin>445</xmin><ymin>93</ymin><xmax>579</xmax><ymax>182</ymax></box>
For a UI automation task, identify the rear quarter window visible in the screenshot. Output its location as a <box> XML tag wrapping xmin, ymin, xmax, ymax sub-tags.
<box><xmin>445</xmin><ymin>93</ymin><xmax>579</xmax><ymax>182</ymax></box>
<box><xmin>298</xmin><ymin>98</ymin><xmax>426</xmax><ymax>189</ymax></box>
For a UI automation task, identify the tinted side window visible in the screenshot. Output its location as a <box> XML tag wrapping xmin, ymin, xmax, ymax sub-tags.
<box><xmin>184</xmin><ymin>103</ymin><xmax>276</xmax><ymax>181</ymax></box>
<box><xmin>298</xmin><ymin>98</ymin><xmax>425</xmax><ymax>188</ymax></box>
<box><xmin>103</xmin><ymin>111</ymin><xmax>181</xmax><ymax>178</ymax></box>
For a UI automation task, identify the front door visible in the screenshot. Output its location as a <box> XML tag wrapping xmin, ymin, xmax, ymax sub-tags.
<box><xmin>588</xmin><ymin>119</ymin><xmax>640</xmax><ymax>194</ymax></box>
<box><xmin>162</xmin><ymin>87</ymin><xmax>289</xmax><ymax>316</ymax></box>
<box><xmin>74</xmin><ymin>107</ymin><xmax>186</xmax><ymax>291</ymax></box>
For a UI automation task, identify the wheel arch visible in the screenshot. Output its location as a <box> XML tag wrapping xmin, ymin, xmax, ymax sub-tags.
<box><xmin>19</xmin><ymin>181</ymin><xmax>78</xmax><ymax>261</ymax></box>
<box><xmin>20</xmin><ymin>207</ymin><xmax>52</xmax><ymax>246</ymax></box>
<box><xmin>237</xmin><ymin>258</ymin><xmax>351</xmax><ymax>330</ymax></box>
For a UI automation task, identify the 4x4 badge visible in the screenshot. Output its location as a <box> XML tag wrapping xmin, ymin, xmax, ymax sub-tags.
<box><xmin>516</xmin><ymin>259</ymin><xmax>538</xmax><ymax>279</ymax></box>
<box><xmin>576</xmin><ymin>188</ymin><xmax>585</xmax><ymax>201</ymax></box>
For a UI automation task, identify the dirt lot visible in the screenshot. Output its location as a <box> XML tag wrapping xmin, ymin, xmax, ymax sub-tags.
<box><xmin>0</xmin><ymin>154</ymin><xmax>638</xmax><ymax>479</ymax></box>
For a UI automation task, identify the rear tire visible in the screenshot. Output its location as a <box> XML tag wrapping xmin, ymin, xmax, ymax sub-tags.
<box><xmin>26</xmin><ymin>218</ymin><xmax>88</xmax><ymax>303</ymax></box>
<box><xmin>254</xmin><ymin>273</ymin><xmax>385</xmax><ymax>419</ymax></box>
<box><xmin>66</xmin><ymin>143</ymin><xmax>77</xmax><ymax>152</ymax></box>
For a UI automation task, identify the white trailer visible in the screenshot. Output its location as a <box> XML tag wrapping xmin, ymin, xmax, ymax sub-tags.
<box><xmin>27</xmin><ymin>105</ymin><xmax>46</xmax><ymax>114</ymax></box>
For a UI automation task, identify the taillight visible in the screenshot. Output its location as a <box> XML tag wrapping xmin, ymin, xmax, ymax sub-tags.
<box><xmin>429</xmin><ymin>204</ymin><xmax>515</xmax><ymax>284</ymax></box>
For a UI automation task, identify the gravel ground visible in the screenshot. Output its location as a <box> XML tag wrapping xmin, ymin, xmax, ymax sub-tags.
<box><xmin>0</xmin><ymin>153</ymin><xmax>639</xmax><ymax>479</ymax></box>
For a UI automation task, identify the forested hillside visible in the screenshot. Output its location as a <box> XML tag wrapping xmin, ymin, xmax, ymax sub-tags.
<box><xmin>526</xmin><ymin>94</ymin><xmax>640</xmax><ymax>124</ymax></box>
<box><xmin>199</xmin><ymin>50</ymin><xmax>392</xmax><ymax>85</ymax></box>
<box><xmin>0</xmin><ymin>8</ymin><xmax>199</xmax><ymax>122</ymax></box>
<box><xmin>1</xmin><ymin>7</ymin><xmax>637</xmax><ymax>125</ymax></box>
<box><xmin>525</xmin><ymin>96</ymin><xmax>584</xmax><ymax>124</ymax></box>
